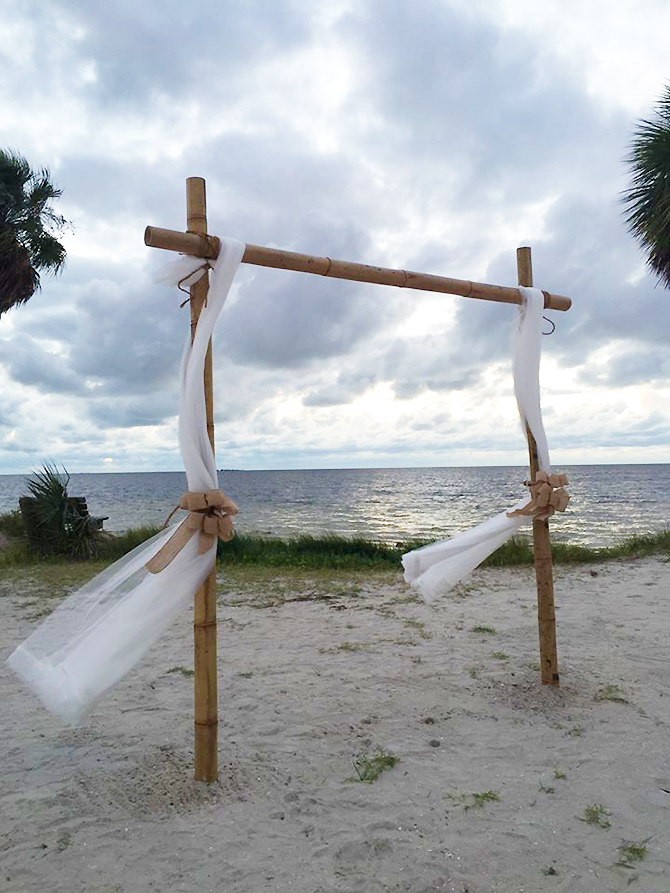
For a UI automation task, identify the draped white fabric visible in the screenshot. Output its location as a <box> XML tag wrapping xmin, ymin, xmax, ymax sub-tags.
<box><xmin>6</xmin><ymin>238</ymin><xmax>245</xmax><ymax>724</ymax></box>
<box><xmin>402</xmin><ymin>287</ymin><xmax>553</xmax><ymax>603</ymax></box>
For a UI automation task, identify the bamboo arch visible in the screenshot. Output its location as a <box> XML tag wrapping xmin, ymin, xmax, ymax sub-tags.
<box><xmin>145</xmin><ymin>177</ymin><xmax>572</xmax><ymax>782</ymax></box>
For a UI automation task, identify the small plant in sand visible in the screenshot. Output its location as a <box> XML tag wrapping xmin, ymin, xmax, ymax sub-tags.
<box><xmin>237</xmin><ymin>671</ymin><xmax>253</xmax><ymax>678</ymax></box>
<box><xmin>403</xmin><ymin>618</ymin><xmax>432</xmax><ymax>639</ymax></box>
<box><xmin>464</xmin><ymin>790</ymin><xmax>501</xmax><ymax>811</ymax></box>
<box><xmin>554</xmin><ymin>769</ymin><xmax>567</xmax><ymax>780</ymax></box>
<box><xmin>491</xmin><ymin>651</ymin><xmax>509</xmax><ymax>660</ymax></box>
<box><xmin>539</xmin><ymin>781</ymin><xmax>555</xmax><ymax>794</ymax></box>
<box><xmin>580</xmin><ymin>803</ymin><xmax>611</xmax><ymax>829</ymax></box>
<box><xmin>471</xmin><ymin>625</ymin><xmax>497</xmax><ymax>635</ymax></box>
<box><xmin>541</xmin><ymin>866</ymin><xmax>559</xmax><ymax>876</ymax></box>
<box><xmin>349</xmin><ymin>747</ymin><xmax>399</xmax><ymax>783</ymax></box>
<box><xmin>616</xmin><ymin>839</ymin><xmax>649</xmax><ymax>866</ymax></box>
<box><xmin>166</xmin><ymin>666</ymin><xmax>194</xmax><ymax>678</ymax></box>
<box><xmin>567</xmin><ymin>724</ymin><xmax>583</xmax><ymax>737</ymax></box>
<box><xmin>594</xmin><ymin>684</ymin><xmax>629</xmax><ymax>704</ymax></box>
<box><xmin>319</xmin><ymin>640</ymin><xmax>367</xmax><ymax>654</ymax></box>
<box><xmin>337</xmin><ymin>641</ymin><xmax>363</xmax><ymax>652</ymax></box>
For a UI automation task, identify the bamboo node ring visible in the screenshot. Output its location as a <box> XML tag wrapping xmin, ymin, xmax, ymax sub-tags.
<box><xmin>323</xmin><ymin>257</ymin><xmax>333</xmax><ymax>276</ymax></box>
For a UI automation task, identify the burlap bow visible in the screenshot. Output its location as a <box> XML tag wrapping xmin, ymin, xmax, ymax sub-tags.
<box><xmin>507</xmin><ymin>471</ymin><xmax>570</xmax><ymax>522</ymax></box>
<box><xmin>145</xmin><ymin>489</ymin><xmax>238</xmax><ymax>574</ymax></box>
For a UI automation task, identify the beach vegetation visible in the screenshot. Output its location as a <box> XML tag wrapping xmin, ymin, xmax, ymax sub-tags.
<box><xmin>491</xmin><ymin>651</ymin><xmax>509</xmax><ymax>660</ymax></box>
<box><xmin>217</xmin><ymin>533</ymin><xmax>423</xmax><ymax>569</ymax></box>
<box><xmin>348</xmin><ymin>747</ymin><xmax>399</xmax><ymax>783</ymax></box>
<box><xmin>567</xmin><ymin>724</ymin><xmax>583</xmax><ymax>737</ymax></box>
<box><xmin>166</xmin><ymin>666</ymin><xmax>194</xmax><ymax>677</ymax></box>
<box><xmin>336</xmin><ymin>641</ymin><xmax>362</xmax><ymax>652</ymax></box>
<box><xmin>100</xmin><ymin>525</ymin><xmax>163</xmax><ymax>560</ymax></box>
<box><xmin>3</xmin><ymin>521</ymin><xmax>670</xmax><ymax>572</ymax></box>
<box><xmin>539</xmin><ymin>782</ymin><xmax>555</xmax><ymax>794</ymax></box>
<box><xmin>403</xmin><ymin>618</ymin><xmax>432</xmax><ymax>639</ymax></box>
<box><xmin>472</xmin><ymin>625</ymin><xmax>497</xmax><ymax>634</ymax></box>
<box><xmin>554</xmin><ymin>769</ymin><xmax>567</xmax><ymax>780</ymax></box>
<box><xmin>465</xmin><ymin>790</ymin><xmax>501</xmax><ymax>810</ymax></box>
<box><xmin>580</xmin><ymin>803</ymin><xmax>611</xmax><ymax>829</ymax></box>
<box><xmin>20</xmin><ymin>464</ymin><xmax>104</xmax><ymax>559</ymax></box>
<box><xmin>0</xmin><ymin>509</ymin><xmax>24</xmax><ymax>539</ymax></box>
<box><xmin>320</xmin><ymin>640</ymin><xmax>368</xmax><ymax>654</ymax></box>
<box><xmin>616</xmin><ymin>839</ymin><xmax>649</xmax><ymax>866</ymax></box>
<box><xmin>594</xmin><ymin>684</ymin><xmax>629</xmax><ymax>704</ymax></box>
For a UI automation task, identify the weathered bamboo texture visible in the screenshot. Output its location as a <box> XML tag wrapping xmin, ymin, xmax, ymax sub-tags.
<box><xmin>517</xmin><ymin>247</ymin><xmax>559</xmax><ymax>685</ymax></box>
<box><xmin>144</xmin><ymin>226</ymin><xmax>571</xmax><ymax>312</ymax></box>
<box><xmin>187</xmin><ymin>178</ymin><xmax>219</xmax><ymax>781</ymax></box>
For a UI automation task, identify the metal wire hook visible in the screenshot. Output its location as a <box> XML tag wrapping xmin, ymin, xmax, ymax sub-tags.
<box><xmin>177</xmin><ymin>262</ymin><xmax>211</xmax><ymax>307</ymax></box>
<box><xmin>542</xmin><ymin>316</ymin><xmax>556</xmax><ymax>336</ymax></box>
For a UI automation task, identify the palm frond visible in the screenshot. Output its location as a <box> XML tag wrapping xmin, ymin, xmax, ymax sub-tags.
<box><xmin>0</xmin><ymin>148</ymin><xmax>69</xmax><ymax>315</ymax></box>
<box><xmin>23</xmin><ymin>463</ymin><xmax>103</xmax><ymax>559</ymax></box>
<box><xmin>622</xmin><ymin>86</ymin><xmax>670</xmax><ymax>286</ymax></box>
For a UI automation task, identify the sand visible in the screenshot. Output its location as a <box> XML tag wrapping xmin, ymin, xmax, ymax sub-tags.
<box><xmin>1</xmin><ymin>557</ymin><xmax>669</xmax><ymax>892</ymax></box>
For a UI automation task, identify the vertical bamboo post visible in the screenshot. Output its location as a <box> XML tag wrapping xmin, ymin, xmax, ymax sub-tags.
<box><xmin>517</xmin><ymin>247</ymin><xmax>559</xmax><ymax>686</ymax></box>
<box><xmin>187</xmin><ymin>177</ymin><xmax>219</xmax><ymax>781</ymax></box>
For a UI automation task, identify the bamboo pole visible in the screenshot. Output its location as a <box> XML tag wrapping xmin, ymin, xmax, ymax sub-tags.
<box><xmin>144</xmin><ymin>226</ymin><xmax>572</xmax><ymax>312</ymax></box>
<box><xmin>517</xmin><ymin>246</ymin><xmax>559</xmax><ymax>686</ymax></box>
<box><xmin>187</xmin><ymin>177</ymin><xmax>219</xmax><ymax>781</ymax></box>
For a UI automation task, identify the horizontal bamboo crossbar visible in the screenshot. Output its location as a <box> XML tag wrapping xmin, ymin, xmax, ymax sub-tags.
<box><xmin>144</xmin><ymin>226</ymin><xmax>572</xmax><ymax>312</ymax></box>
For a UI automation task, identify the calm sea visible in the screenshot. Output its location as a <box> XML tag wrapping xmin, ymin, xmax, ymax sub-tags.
<box><xmin>1</xmin><ymin>465</ymin><xmax>668</xmax><ymax>548</ymax></box>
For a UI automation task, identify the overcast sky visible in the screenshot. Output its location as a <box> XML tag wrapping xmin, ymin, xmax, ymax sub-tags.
<box><xmin>1</xmin><ymin>0</ymin><xmax>669</xmax><ymax>474</ymax></box>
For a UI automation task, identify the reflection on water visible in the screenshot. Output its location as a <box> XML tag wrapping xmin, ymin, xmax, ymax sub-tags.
<box><xmin>0</xmin><ymin>465</ymin><xmax>668</xmax><ymax>548</ymax></box>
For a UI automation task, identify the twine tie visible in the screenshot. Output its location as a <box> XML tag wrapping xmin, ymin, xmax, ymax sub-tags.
<box><xmin>507</xmin><ymin>471</ymin><xmax>570</xmax><ymax>523</ymax></box>
<box><xmin>145</xmin><ymin>489</ymin><xmax>238</xmax><ymax>574</ymax></box>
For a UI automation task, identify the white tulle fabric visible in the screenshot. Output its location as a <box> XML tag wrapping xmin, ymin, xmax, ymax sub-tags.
<box><xmin>6</xmin><ymin>238</ymin><xmax>245</xmax><ymax>724</ymax></box>
<box><xmin>402</xmin><ymin>287</ymin><xmax>553</xmax><ymax>603</ymax></box>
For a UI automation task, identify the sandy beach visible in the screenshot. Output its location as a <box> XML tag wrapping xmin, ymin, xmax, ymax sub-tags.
<box><xmin>1</xmin><ymin>557</ymin><xmax>669</xmax><ymax>892</ymax></box>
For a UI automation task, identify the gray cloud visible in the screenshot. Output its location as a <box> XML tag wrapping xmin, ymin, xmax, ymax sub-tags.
<box><xmin>1</xmin><ymin>0</ymin><xmax>669</xmax><ymax>471</ymax></box>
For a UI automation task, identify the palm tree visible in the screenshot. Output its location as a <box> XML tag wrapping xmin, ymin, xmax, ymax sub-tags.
<box><xmin>623</xmin><ymin>87</ymin><xmax>670</xmax><ymax>287</ymax></box>
<box><xmin>0</xmin><ymin>149</ymin><xmax>68</xmax><ymax>316</ymax></box>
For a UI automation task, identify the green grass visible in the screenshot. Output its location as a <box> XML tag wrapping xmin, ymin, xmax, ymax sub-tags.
<box><xmin>99</xmin><ymin>526</ymin><xmax>163</xmax><ymax>560</ymax></box>
<box><xmin>594</xmin><ymin>684</ymin><xmax>629</xmax><ymax>704</ymax></box>
<box><xmin>580</xmin><ymin>803</ymin><xmax>611</xmax><ymax>829</ymax></box>
<box><xmin>320</xmin><ymin>640</ymin><xmax>368</xmax><ymax>654</ymax></box>
<box><xmin>465</xmin><ymin>790</ymin><xmax>501</xmax><ymax>810</ymax></box>
<box><xmin>0</xmin><ymin>510</ymin><xmax>24</xmax><ymax>538</ymax></box>
<box><xmin>617</xmin><ymin>839</ymin><xmax>649</xmax><ymax>866</ymax></box>
<box><xmin>3</xmin><ymin>516</ymin><xmax>670</xmax><ymax>572</ymax></box>
<box><xmin>166</xmin><ymin>666</ymin><xmax>194</xmax><ymax>678</ymax></box>
<box><xmin>472</xmin><ymin>625</ymin><xmax>497</xmax><ymax>635</ymax></box>
<box><xmin>216</xmin><ymin>533</ymin><xmax>426</xmax><ymax>569</ymax></box>
<box><xmin>348</xmin><ymin>747</ymin><xmax>400</xmax><ymax>783</ymax></box>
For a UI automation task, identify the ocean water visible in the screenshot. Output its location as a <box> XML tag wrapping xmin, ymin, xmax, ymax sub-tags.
<box><xmin>1</xmin><ymin>465</ymin><xmax>668</xmax><ymax>548</ymax></box>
